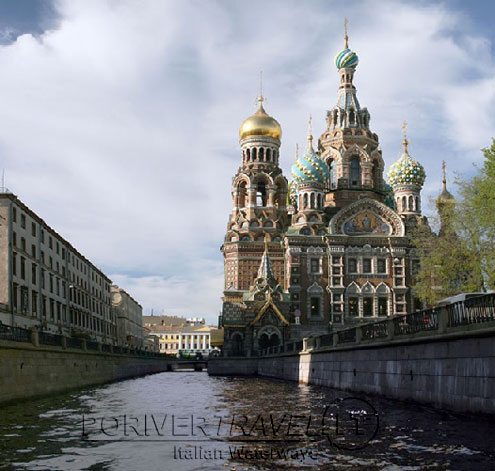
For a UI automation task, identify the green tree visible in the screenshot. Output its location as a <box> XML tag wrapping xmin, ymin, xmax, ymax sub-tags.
<box><xmin>411</xmin><ymin>139</ymin><xmax>494</xmax><ymax>305</ymax></box>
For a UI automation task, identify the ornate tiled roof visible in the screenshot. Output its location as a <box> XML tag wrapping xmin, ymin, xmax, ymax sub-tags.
<box><xmin>387</xmin><ymin>141</ymin><xmax>426</xmax><ymax>188</ymax></box>
<box><xmin>335</xmin><ymin>48</ymin><xmax>359</xmax><ymax>69</ymax></box>
<box><xmin>291</xmin><ymin>138</ymin><xmax>329</xmax><ymax>185</ymax></box>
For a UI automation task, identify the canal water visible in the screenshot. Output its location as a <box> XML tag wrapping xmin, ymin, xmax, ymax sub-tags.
<box><xmin>0</xmin><ymin>372</ymin><xmax>493</xmax><ymax>471</ymax></box>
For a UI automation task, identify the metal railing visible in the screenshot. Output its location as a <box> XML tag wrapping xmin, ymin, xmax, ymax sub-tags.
<box><xmin>257</xmin><ymin>293</ymin><xmax>495</xmax><ymax>358</ymax></box>
<box><xmin>39</xmin><ymin>331</ymin><xmax>62</xmax><ymax>347</ymax></box>
<box><xmin>447</xmin><ymin>294</ymin><xmax>495</xmax><ymax>327</ymax></box>
<box><xmin>0</xmin><ymin>324</ymin><xmax>167</xmax><ymax>359</ymax></box>
<box><xmin>361</xmin><ymin>320</ymin><xmax>389</xmax><ymax>341</ymax></box>
<box><xmin>394</xmin><ymin>308</ymin><xmax>439</xmax><ymax>336</ymax></box>
<box><xmin>337</xmin><ymin>328</ymin><xmax>356</xmax><ymax>344</ymax></box>
<box><xmin>0</xmin><ymin>323</ymin><xmax>30</xmax><ymax>342</ymax></box>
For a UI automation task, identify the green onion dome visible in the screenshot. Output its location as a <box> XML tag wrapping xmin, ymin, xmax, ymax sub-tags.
<box><xmin>387</xmin><ymin>140</ymin><xmax>426</xmax><ymax>188</ymax></box>
<box><xmin>335</xmin><ymin>48</ymin><xmax>359</xmax><ymax>69</ymax></box>
<box><xmin>291</xmin><ymin>137</ymin><xmax>329</xmax><ymax>186</ymax></box>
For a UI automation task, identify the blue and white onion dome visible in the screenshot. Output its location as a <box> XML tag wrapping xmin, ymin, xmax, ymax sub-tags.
<box><xmin>387</xmin><ymin>140</ymin><xmax>426</xmax><ymax>188</ymax></box>
<box><xmin>291</xmin><ymin>136</ymin><xmax>329</xmax><ymax>186</ymax></box>
<box><xmin>335</xmin><ymin>47</ymin><xmax>359</xmax><ymax>69</ymax></box>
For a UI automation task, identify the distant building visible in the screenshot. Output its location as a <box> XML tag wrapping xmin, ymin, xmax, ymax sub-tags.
<box><xmin>111</xmin><ymin>285</ymin><xmax>143</xmax><ymax>348</ymax></box>
<box><xmin>0</xmin><ymin>191</ymin><xmax>143</xmax><ymax>347</ymax></box>
<box><xmin>145</xmin><ymin>316</ymin><xmax>216</xmax><ymax>356</ymax></box>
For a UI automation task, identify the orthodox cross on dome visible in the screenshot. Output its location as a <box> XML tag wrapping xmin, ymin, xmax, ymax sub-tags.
<box><xmin>442</xmin><ymin>160</ymin><xmax>447</xmax><ymax>188</ymax></box>
<box><xmin>344</xmin><ymin>18</ymin><xmax>349</xmax><ymax>48</ymax></box>
<box><xmin>307</xmin><ymin>114</ymin><xmax>313</xmax><ymax>148</ymax></box>
<box><xmin>402</xmin><ymin>120</ymin><xmax>409</xmax><ymax>152</ymax></box>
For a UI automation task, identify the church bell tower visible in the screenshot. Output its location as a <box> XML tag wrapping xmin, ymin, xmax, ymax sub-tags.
<box><xmin>222</xmin><ymin>92</ymin><xmax>289</xmax><ymax>293</ymax></box>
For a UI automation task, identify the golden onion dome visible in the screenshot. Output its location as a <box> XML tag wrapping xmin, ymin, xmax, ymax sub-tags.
<box><xmin>239</xmin><ymin>96</ymin><xmax>282</xmax><ymax>141</ymax></box>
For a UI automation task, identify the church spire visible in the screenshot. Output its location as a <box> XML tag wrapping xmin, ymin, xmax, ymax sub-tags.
<box><xmin>257</xmin><ymin>234</ymin><xmax>274</xmax><ymax>279</ymax></box>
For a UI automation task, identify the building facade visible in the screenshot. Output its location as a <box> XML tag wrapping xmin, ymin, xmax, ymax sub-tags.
<box><xmin>0</xmin><ymin>191</ymin><xmax>143</xmax><ymax>346</ymax></box>
<box><xmin>145</xmin><ymin>316</ymin><xmax>217</xmax><ymax>356</ymax></box>
<box><xmin>221</xmin><ymin>33</ymin><xmax>433</xmax><ymax>356</ymax></box>
<box><xmin>111</xmin><ymin>285</ymin><xmax>144</xmax><ymax>348</ymax></box>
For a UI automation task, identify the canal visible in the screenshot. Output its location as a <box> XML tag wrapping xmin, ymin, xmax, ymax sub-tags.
<box><xmin>0</xmin><ymin>372</ymin><xmax>493</xmax><ymax>470</ymax></box>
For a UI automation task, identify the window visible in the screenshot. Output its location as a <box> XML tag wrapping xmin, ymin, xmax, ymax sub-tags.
<box><xmin>332</xmin><ymin>256</ymin><xmax>341</xmax><ymax>264</ymax></box>
<box><xmin>20</xmin><ymin>286</ymin><xmax>29</xmax><ymax>312</ymax></box>
<box><xmin>31</xmin><ymin>222</ymin><xmax>36</xmax><ymax>237</ymax></box>
<box><xmin>378</xmin><ymin>297</ymin><xmax>388</xmax><ymax>316</ymax></box>
<box><xmin>310</xmin><ymin>297</ymin><xmax>320</xmax><ymax>317</ymax></box>
<box><xmin>12</xmin><ymin>207</ymin><xmax>17</xmax><ymax>222</ymax></box>
<box><xmin>348</xmin><ymin>258</ymin><xmax>357</xmax><ymax>273</ymax></box>
<box><xmin>13</xmin><ymin>232</ymin><xmax>17</xmax><ymax>247</ymax></box>
<box><xmin>32</xmin><ymin>291</ymin><xmax>38</xmax><ymax>314</ymax></box>
<box><xmin>12</xmin><ymin>252</ymin><xmax>17</xmax><ymax>276</ymax></box>
<box><xmin>32</xmin><ymin>263</ymin><xmax>37</xmax><ymax>284</ymax></box>
<box><xmin>49</xmin><ymin>236</ymin><xmax>53</xmax><ymax>249</ymax></box>
<box><xmin>363</xmin><ymin>298</ymin><xmax>373</xmax><ymax>316</ymax></box>
<box><xmin>310</xmin><ymin>259</ymin><xmax>320</xmax><ymax>273</ymax></box>
<box><xmin>21</xmin><ymin>237</ymin><xmax>26</xmax><ymax>252</ymax></box>
<box><xmin>32</xmin><ymin>244</ymin><xmax>36</xmax><ymax>258</ymax></box>
<box><xmin>348</xmin><ymin>297</ymin><xmax>359</xmax><ymax>316</ymax></box>
<box><xmin>21</xmin><ymin>214</ymin><xmax>26</xmax><ymax>229</ymax></box>
<box><xmin>42</xmin><ymin>296</ymin><xmax>47</xmax><ymax>317</ymax></box>
<box><xmin>20</xmin><ymin>257</ymin><xmax>26</xmax><ymax>280</ymax></box>
<box><xmin>12</xmin><ymin>283</ymin><xmax>18</xmax><ymax>310</ymax></box>
<box><xmin>377</xmin><ymin>259</ymin><xmax>386</xmax><ymax>274</ymax></box>
<box><xmin>41</xmin><ymin>229</ymin><xmax>45</xmax><ymax>243</ymax></box>
<box><xmin>350</xmin><ymin>156</ymin><xmax>360</xmax><ymax>187</ymax></box>
<box><xmin>363</xmin><ymin>258</ymin><xmax>372</xmax><ymax>274</ymax></box>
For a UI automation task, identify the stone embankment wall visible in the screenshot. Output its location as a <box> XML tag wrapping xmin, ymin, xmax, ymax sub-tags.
<box><xmin>0</xmin><ymin>339</ymin><xmax>169</xmax><ymax>405</ymax></box>
<box><xmin>209</xmin><ymin>335</ymin><xmax>495</xmax><ymax>415</ymax></box>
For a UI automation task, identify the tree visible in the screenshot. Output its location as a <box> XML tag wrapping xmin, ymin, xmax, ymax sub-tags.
<box><xmin>410</xmin><ymin>139</ymin><xmax>494</xmax><ymax>305</ymax></box>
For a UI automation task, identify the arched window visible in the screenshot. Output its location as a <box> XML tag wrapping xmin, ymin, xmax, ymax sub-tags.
<box><xmin>310</xmin><ymin>193</ymin><xmax>315</xmax><ymax>208</ymax></box>
<box><xmin>237</xmin><ymin>181</ymin><xmax>247</xmax><ymax>208</ymax></box>
<box><xmin>303</xmin><ymin>193</ymin><xmax>308</xmax><ymax>209</ymax></box>
<box><xmin>402</xmin><ymin>196</ymin><xmax>407</xmax><ymax>211</ymax></box>
<box><xmin>246</xmin><ymin>149</ymin><xmax>250</xmax><ymax>161</ymax></box>
<box><xmin>396</xmin><ymin>197</ymin><xmax>400</xmax><ymax>211</ymax></box>
<box><xmin>259</xmin><ymin>148</ymin><xmax>264</xmax><ymax>161</ymax></box>
<box><xmin>349</xmin><ymin>109</ymin><xmax>355</xmax><ymax>125</ymax></box>
<box><xmin>409</xmin><ymin>195</ymin><xmax>414</xmax><ymax>211</ymax></box>
<box><xmin>266</xmin><ymin>148</ymin><xmax>271</xmax><ymax>162</ymax></box>
<box><xmin>329</xmin><ymin>159</ymin><xmax>337</xmax><ymax>189</ymax></box>
<box><xmin>415</xmin><ymin>196</ymin><xmax>420</xmax><ymax>212</ymax></box>
<box><xmin>350</xmin><ymin>156</ymin><xmax>360</xmax><ymax>187</ymax></box>
<box><xmin>256</xmin><ymin>181</ymin><xmax>266</xmax><ymax>206</ymax></box>
<box><xmin>252</xmin><ymin>148</ymin><xmax>257</xmax><ymax>160</ymax></box>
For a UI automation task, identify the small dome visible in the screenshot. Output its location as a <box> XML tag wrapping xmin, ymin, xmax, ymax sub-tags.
<box><xmin>291</xmin><ymin>137</ymin><xmax>329</xmax><ymax>185</ymax></box>
<box><xmin>387</xmin><ymin>141</ymin><xmax>426</xmax><ymax>188</ymax></box>
<box><xmin>436</xmin><ymin>187</ymin><xmax>456</xmax><ymax>206</ymax></box>
<box><xmin>335</xmin><ymin>48</ymin><xmax>359</xmax><ymax>69</ymax></box>
<box><xmin>239</xmin><ymin>97</ymin><xmax>281</xmax><ymax>141</ymax></box>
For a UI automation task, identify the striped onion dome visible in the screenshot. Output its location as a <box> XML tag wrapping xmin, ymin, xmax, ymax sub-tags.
<box><xmin>387</xmin><ymin>140</ymin><xmax>426</xmax><ymax>188</ymax></box>
<box><xmin>291</xmin><ymin>137</ymin><xmax>329</xmax><ymax>185</ymax></box>
<box><xmin>335</xmin><ymin>48</ymin><xmax>359</xmax><ymax>69</ymax></box>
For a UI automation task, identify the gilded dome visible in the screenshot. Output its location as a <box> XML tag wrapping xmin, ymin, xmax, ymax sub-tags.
<box><xmin>291</xmin><ymin>136</ymin><xmax>329</xmax><ymax>185</ymax></box>
<box><xmin>387</xmin><ymin>140</ymin><xmax>426</xmax><ymax>188</ymax></box>
<box><xmin>239</xmin><ymin>96</ymin><xmax>282</xmax><ymax>141</ymax></box>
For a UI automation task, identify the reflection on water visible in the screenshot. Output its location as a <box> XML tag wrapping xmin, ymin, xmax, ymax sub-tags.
<box><xmin>0</xmin><ymin>372</ymin><xmax>493</xmax><ymax>470</ymax></box>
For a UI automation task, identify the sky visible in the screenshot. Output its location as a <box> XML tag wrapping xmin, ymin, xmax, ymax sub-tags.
<box><xmin>0</xmin><ymin>0</ymin><xmax>493</xmax><ymax>323</ymax></box>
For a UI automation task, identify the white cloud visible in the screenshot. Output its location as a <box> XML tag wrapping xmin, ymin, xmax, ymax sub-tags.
<box><xmin>0</xmin><ymin>0</ymin><xmax>493</xmax><ymax>323</ymax></box>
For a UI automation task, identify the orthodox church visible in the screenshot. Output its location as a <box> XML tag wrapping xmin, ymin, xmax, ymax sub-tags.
<box><xmin>220</xmin><ymin>29</ymin><xmax>444</xmax><ymax>356</ymax></box>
